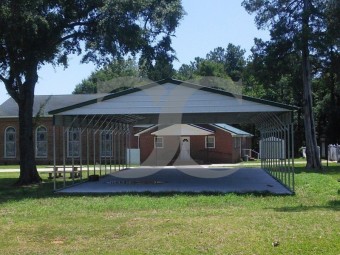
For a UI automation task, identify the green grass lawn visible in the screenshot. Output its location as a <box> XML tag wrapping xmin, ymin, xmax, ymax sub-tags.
<box><xmin>0</xmin><ymin>165</ymin><xmax>339</xmax><ymax>255</ymax></box>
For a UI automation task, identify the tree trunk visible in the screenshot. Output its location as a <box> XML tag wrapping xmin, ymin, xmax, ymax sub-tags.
<box><xmin>14</xmin><ymin>74</ymin><xmax>41</xmax><ymax>185</ymax></box>
<box><xmin>302</xmin><ymin>0</ymin><xmax>322</xmax><ymax>170</ymax></box>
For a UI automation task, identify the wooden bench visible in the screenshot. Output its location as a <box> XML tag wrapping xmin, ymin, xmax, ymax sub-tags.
<box><xmin>44</xmin><ymin>166</ymin><xmax>82</xmax><ymax>179</ymax></box>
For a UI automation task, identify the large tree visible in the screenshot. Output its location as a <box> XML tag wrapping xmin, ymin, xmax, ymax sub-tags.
<box><xmin>313</xmin><ymin>0</ymin><xmax>340</xmax><ymax>144</ymax></box>
<box><xmin>206</xmin><ymin>43</ymin><xmax>246</xmax><ymax>81</ymax></box>
<box><xmin>244</xmin><ymin>38</ymin><xmax>305</xmax><ymax>154</ymax></box>
<box><xmin>241</xmin><ymin>0</ymin><xmax>338</xmax><ymax>169</ymax></box>
<box><xmin>73</xmin><ymin>58</ymin><xmax>141</xmax><ymax>94</ymax></box>
<box><xmin>0</xmin><ymin>0</ymin><xmax>184</xmax><ymax>185</ymax></box>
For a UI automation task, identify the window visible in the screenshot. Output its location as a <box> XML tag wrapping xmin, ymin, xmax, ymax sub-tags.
<box><xmin>154</xmin><ymin>137</ymin><xmax>164</xmax><ymax>148</ymax></box>
<box><xmin>205</xmin><ymin>136</ymin><xmax>215</xmax><ymax>149</ymax></box>
<box><xmin>67</xmin><ymin>128</ymin><xmax>80</xmax><ymax>157</ymax></box>
<box><xmin>5</xmin><ymin>127</ymin><xmax>16</xmax><ymax>158</ymax></box>
<box><xmin>36</xmin><ymin>126</ymin><xmax>48</xmax><ymax>158</ymax></box>
<box><xmin>100</xmin><ymin>130</ymin><xmax>112</xmax><ymax>157</ymax></box>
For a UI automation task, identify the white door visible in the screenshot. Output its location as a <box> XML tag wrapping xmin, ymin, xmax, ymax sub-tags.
<box><xmin>179</xmin><ymin>137</ymin><xmax>190</xmax><ymax>160</ymax></box>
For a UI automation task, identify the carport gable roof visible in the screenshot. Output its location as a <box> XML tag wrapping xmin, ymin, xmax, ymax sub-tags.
<box><xmin>48</xmin><ymin>78</ymin><xmax>297</xmax><ymax>124</ymax></box>
<box><xmin>212</xmin><ymin>124</ymin><xmax>253</xmax><ymax>137</ymax></box>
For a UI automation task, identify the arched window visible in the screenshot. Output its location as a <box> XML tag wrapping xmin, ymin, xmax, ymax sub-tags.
<box><xmin>67</xmin><ymin>128</ymin><xmax>80</xmax><ymax>157</ymax></box>
<box><xmin>5</xmin><ymin>127</ymin><xmax>16</xmax><ymax>158</ymax></box>
<box><xmin>100</xmin><ymin>130</ymin><xmax>113</xmax><ymax>157</ymax></box>
<box><xmin>36</xmin><ymin>126</ymin><xmax>48</xmax><ymax>158</ymax></box>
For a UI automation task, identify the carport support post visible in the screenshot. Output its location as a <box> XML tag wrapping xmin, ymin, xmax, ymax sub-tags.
<box><xmin>86</xmin><ymin>128</ymin><xmax>90</xmax><ymax>178</ymax></box>
<box><xmin>287</xmin><ymin>123</ymin><xmax>292</xmax><ymax>188</ymax></box>
<box><xmin>284</xmin><ymin>125</ymin><xmax>288</xmax><ymax>186</ymax></box>
<box><xmin>114</xmin><ymin>128</ymin><xmax>117</xmax><ymax>172</ymax></box>
<box><xmin>71</xmin><ymin>128</ymin><xmax>75</xmax><ymax>183</ymax></box>
<box><xmin>99</xmin><ymin>131</ymin><xmax>102</xmax><ymax>175</ymax></box>
<box><xmin>109</xmin><ymin>128</ymin><xmax>112</xmax><ymax>174</ymax></box>
<box><xmin>291</xmin><ymin>122</ymin><xmax>295</xmax><ymax>192</ymax></box>
<box><xmin>280</xmin><ymin>127</ymin><xmax>283</xmax><ymax>182</ymax></box>
<box><xmin>93</xmin><ymin>128</ymin><xmax>96</xmax><ymax>175</ymax></box>
<box><xmin>128</xmin><ymin>126</ymin><xmax>131</xmax><ymax>167</ymax></box>
<box><xmin>53</xmin><ymin>124</ymin><xmax>56</xmax><ymax>191</ymax></box>
<box><xmin>123</xmin><ymin>125</ymin><xmax>126</xmax><ymax>169</ymax></box>
<box><xmin>271</xmin><ymin>127</ymin><xmax>275</xmax><ymax>177</ymax></box>
<box><xmin>275</xmin><ymin>127</ymin><xmax>279</xmax><ymax>178</ymax></box>
<box><xmin>126</xmin><ymin>124</ymin><xmax>129</xmax><ymax>169</ymax></box>
<box><xmin>118</xmin><ymin>126</ymin><xmax>121</xmax><ymax>171</ymax></box>
<box><xmin>266</xmin><ymin>127</ymin><xmax>270</xmax><ymax>173</ymax></box>
<box><xmin>125</xmin><ymin>126</ymin><xmax>128</xmax><ymax>169</ymax></box>
<box><xmin>79</xmin><ymin>127</ymin><xmax>83</xmax><ymax>181</ymax></box>
<box><xmin>278</xmin><ymin>128</ymin><xmax>281</xmax><ymax>177</ymax></box>
<box><xmin>271</xmin><ymin>127</ymin><xmax>275</xmax><ymax>176</ymax></box>
<box><xmin>264</xmin><ymin>126</ymin><xmax>268</xmax><ymax>171</ymax></box>
<box><xmin>261</xmin><ymin>123</ymin><xmax>267</xmax><ymax>171</ymax></box>
<box><xmin>62</xmin><ymin>127</ymin><xmax>66</xmax><ymax>187</ymax></box>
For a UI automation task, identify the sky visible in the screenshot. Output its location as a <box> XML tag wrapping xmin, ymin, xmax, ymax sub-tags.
<box><xmin>0</xmin><ymin>0</ymin><xmax>269</xmax><ymax>105</ymax></box>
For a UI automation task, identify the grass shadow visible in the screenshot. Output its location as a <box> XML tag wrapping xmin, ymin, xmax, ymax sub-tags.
<box><xmin>53</xmin><ymin>190</ymin><xmax>293</xmax><ymax>198</ymax></box>
<box><xmin>268</xmin><ymin>200</ymin><xmax>340</xmax><ymax>212</ymax></box>
<box><xmin>0</xmin><ymin>176</ymin><xmax>58</xmax><ymax>204</ymax></box>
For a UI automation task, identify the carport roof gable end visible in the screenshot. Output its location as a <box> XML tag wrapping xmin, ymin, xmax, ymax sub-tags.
<box><xmin>48</xmin><ymin>78</ymin><xmax>298</xmax><ymax>115</ymax></box>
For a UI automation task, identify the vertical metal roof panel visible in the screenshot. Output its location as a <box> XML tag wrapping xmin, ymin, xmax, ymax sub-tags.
<box><xmin>53</xmin><ymin>82</ymin><xmax>292</xmax><ymax>116</ymax></box>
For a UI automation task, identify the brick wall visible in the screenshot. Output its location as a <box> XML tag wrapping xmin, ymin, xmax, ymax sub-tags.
<box><xmin>0</xmin><ymin>117</ymin><xmax>131</xmax><ymax>165</ymax></box>
<box><xmin>137</xmin><ymin>124</ymin><xmax>246</xmax><ymax>165</ymax></box>
<box><xmin>0</xmin><ymin>119</ymin><xmax>251</xmax><ymax>166</ymax></box>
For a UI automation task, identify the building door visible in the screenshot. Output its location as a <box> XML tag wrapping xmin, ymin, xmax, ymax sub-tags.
<box><xmin>179</xmin><ymin>137</ymin><xmax>190</xmax><ymax>161</ymax></box>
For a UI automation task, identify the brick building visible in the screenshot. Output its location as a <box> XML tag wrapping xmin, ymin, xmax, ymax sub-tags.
<box><xmin>0</xmin><ymin>94</ymin><xmax>109</xmax><ymax>165</ymax></box>
<box><xmin>133</xmin><ymin>124</ymin><xmax>252</xmax><ymax>165</ymax></box>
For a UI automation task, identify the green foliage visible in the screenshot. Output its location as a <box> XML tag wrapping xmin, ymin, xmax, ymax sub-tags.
<box><xmin>174</xmin><ymin>59</ymin><xmax>242</xmax><ymax>93</ymax></box>
<box><xmin>73</xmin><ymin>58</ymin><xmax>141</xmax><ymax>94</ymax></box>
<box><xmin>174</xmin><ymin>44</ymin><xmax>246</xmax><ymax>93</ymax></box>
<box><xmin>0</xmin><ymin>0</ymin><xmax>185</xmax><ymax>93</ymax></box>
<box><xmin>0</xmin><ymin>0</ymin><xmax>184</xmax><ymax>185</ymax></box>
<box><xmin>141</xmin><ymin>53</ymin><xmax>175</xmax><ymax>81</ymax></box>
<box><xmin>206</xmin><ymin>44</ymin><xmax>246</xmax><ymax>81</ymax></box>
<box><xmin>72</xmin><ymin>53</ymin><xmax>176</xmax><ymax>94</ymax></box>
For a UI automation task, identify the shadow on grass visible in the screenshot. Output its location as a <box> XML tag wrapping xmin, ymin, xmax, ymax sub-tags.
<box><xmin>294</xmin><ymin>165</ymin><xmax>340</xmax><ymax>184</ymax></box>
<box><xmin>294</xmin><ymin>165</ymin><xmax>340</xmax><ymax>175</ymax></box>
<box><xmin>53</xmin><ymin>190</ymin><xmax>293</xmax><ymax>198</ymax></box>
<box><xmin>0</xmin><ymin>176</ymin><xmax>57</xmax><ymax>204</ymax></box>
<box><xmin>269</xmin><ymin>200</ymin><xmax>340</xmax><ymax>212</ymax></box>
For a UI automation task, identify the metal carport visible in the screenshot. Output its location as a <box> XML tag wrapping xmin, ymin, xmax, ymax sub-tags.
<box><xmin>49</xmin><ymin>78</ymin><xmax>297</xmax><ymax>193</ymax></box>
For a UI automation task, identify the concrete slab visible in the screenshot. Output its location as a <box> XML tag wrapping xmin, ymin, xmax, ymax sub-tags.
<box><xmin>56</xmin><ymin>167</ymin><xmax>292</xmax><ymax>195</ymax></box>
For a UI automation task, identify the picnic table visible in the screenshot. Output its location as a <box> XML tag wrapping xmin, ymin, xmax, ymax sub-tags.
<box><xmin>42</xmin><ymin>166</ymin><xmax>82</xmax><ymax>179</ymax></box>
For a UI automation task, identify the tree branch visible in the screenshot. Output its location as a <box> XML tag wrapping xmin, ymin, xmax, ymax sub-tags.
<box><xmin>66</xmin><ymin>21</ymin><xmax>93</xmax><ymax>29</ymax></box>
<box><xmin>2</xmin><ymin>74</ymin><xmax>19</xmax><ymax>103</ymax></box>
<box><xmin>0</xmin><ymin>73</ymin><xmax>8</xmax><ymax>84</ymax></box>
<box><xmin>58</xmin><ymin>31</ymin><xmax>92</xmax><ymax>44</ymax></box>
